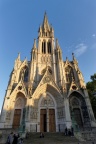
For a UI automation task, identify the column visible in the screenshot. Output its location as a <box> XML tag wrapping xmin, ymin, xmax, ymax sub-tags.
<box><xmin>64</xmin><ymin>98</ymin><xmax>72</xmax><ymax>129</ymax></box>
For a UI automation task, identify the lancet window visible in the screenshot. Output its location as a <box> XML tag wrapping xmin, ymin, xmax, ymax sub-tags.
<box><xmin>19</xmin><ymin>66</ymin><xmax>29</xmax><ymax>82</ymax></box>
<box><xmin>42</xmin><ymin>41</ymin><xmax>46</xmax><ymax>54</ymax></box>
<box><xmin>65</xmin><ymin>66</ymin><xmax>74</xmax><ymax>83</ymax></box>
<box><xmin>47</xmin><ymin>41</ymin><xmax>51</xmax><ymax>54</ymax></box>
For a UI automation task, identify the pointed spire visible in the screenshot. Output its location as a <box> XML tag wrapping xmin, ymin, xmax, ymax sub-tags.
<box><xmin>72</xmin><ymin>53</ymin><xmax>75</xmax><ymax>60</ymax></box>
<box><xmin>33</xmin><ymin>39</ymin><xmax>36</xmax><ymax>49</ymax></box>
<box><xmin>42</xmin><ymin>12</ymin><xmax>50</xmax><ymax>30</ymax></box>
<box><xmin>17</xmin><ymin>53</ymin><xmax>20</xmax><ymax>60</ymax></box>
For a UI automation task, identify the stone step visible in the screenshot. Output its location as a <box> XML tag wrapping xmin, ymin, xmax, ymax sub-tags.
<box><xmin>23</xmin><ymin>132</ymin><xmax>93</xmax><ymax>144</ymax></box>
<box><xmin>0</xmin><ymin>132</ymin><xmax>95</xmax><ymax>144</ymax></box>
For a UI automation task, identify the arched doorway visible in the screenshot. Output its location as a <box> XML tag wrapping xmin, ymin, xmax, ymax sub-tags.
<box><xmin>39</xmin><ymin>93</ymin><xmax>56</xmax><ymax>132</ymax></box>
<box><xmin>12</xmin><ymin>92</ymin><xmax>26</xmax><ymax>128</ymax></box>
<box><xmin>69</xmin><ymin>92</ymin><xmax>90</xmax><ymax>130</ymax></box>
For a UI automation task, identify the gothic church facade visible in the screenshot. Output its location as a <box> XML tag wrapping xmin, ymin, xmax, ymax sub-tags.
<box><xmin>0</xmin><ymin>14</ymin><xmax>96</xmax><ymax>132</ymax></box>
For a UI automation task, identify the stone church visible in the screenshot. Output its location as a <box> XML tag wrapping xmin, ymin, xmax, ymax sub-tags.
<box><xmin>0</xmin><ymin>13</ymin><xmax>96</xmax><ymax>132</ymax></box>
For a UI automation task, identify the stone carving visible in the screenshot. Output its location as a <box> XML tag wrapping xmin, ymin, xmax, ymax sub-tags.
<box><xmin>28</xmin><ymin>87</ymin><xmax>32</xmax><ymax>96</ymax></box>
<box><xmin>41</xmin><ymin>56</ymin><xmax>52</xmax><ymax>63</ymax></box>
<box><xmin>15</xmin><ymin>98</ymin><xmax>22</xmax><ymax>108</ymax></box>
<box><xmin>6</xmin><ymin>111</ymin><xmax>11</xmax><ymax>120</ymax></box>
<box><xmin>57</xmin><ymin>107</ymin><xmax>65</xmax><ymax>119</ymax></box>
<box><xmin>40</xmin><ymin>95</ymin><xmax>54</xmax><ymax>107</ymax></box>
<box><xmin>30</xmin><ymin>108</ymin><xmax>37</xmax><ymax>120</ymax></box>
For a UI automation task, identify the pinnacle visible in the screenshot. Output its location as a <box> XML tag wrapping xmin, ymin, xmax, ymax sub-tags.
<box><xmin>42</xmin><ymin>12</ymin><xmax>50</xmax><ymax>30</ymax></box>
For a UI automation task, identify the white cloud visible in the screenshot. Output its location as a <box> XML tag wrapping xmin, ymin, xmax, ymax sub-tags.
<box><xmin>92</xmin><ymin>34</ymin><xmax>96</xmax><ymax>37</ymax></box>
<box><xmin>74</xmin><ymin>43</ymin><xmax>87</xmax><ymax>57</ymax></box>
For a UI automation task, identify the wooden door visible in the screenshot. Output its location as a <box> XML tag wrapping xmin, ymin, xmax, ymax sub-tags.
<box><xmin>49</xmin><ymin>109</ymin><xmax>56</xmax><ymax>132</ymax></box>
<box><xmin>40</xmin><ymin>109</ymin><xmax>47</xmax><ymax>132</ymax></box>
<box><xmin>13</xmin><ymin>109</ymin><xmax>21</xmax><ymax>128</ymax></box>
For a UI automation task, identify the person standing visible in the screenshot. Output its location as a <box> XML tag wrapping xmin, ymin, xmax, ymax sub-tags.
<box><xmin>6</xmin><ymin>132</ymin><xmax>13</xmax><ymax>144</ymax></box>
<box><xmin>65</xmin><ymin>127</ymin><xmax>68</xmax><ymax>136</ymax></box>
<box><xmin>12</xmin><ymin>133</ymin><xmax>19</xmax><ymax>144</ymax></box>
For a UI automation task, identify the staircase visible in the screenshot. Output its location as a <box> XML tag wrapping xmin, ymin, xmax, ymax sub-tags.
<box><xmin>23</xmin><ymin>132</ymin><xmax>93</xmax><ymax>144</ymax></box>
<box><xmin>0</xmin><ymin>131</ymin><xmax>96</xmax><ymax>144</ymax></box>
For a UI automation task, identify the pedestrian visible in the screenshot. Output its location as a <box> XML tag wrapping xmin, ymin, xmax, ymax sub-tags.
<box><xmin>65</xmin><ymin>127</ymin><xmax>68</xmax><ymax>136</ymax></box>
<box><xmin>18</xmin><ymin>138</ymin><xmax>23</xmax><ymax>144</ymax></box>
<box><xmin>6</xmin><ymin>132</ymin><xmax>13</xmax><ymax>144</ymax></box>
<box><xmin>71</xmin><ymin>127</ymin><xmax>74</xmax><ymax>136</ymax></box>
<box><xmin>26</xmin><ymin>131</ymin><xmax>29</xmax><ymax>139</ymax></box>
<box><xmin>12</xmin><ymin>133</ymin><xmax>19</xmax><ymax>144</ymax></box>
<box><xmin>40</xmin><ymin>132</ymin><xmax>44</xmax><ymax>138</ymax></box>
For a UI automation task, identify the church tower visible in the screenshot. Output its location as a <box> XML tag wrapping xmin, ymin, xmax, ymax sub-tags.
<box><xmin>0</xmin><ymin>13</ymin><xmax>96</xmax><ymax>132</ymax></box>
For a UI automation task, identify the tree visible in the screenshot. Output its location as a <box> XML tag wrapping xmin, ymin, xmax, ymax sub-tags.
<box><xmin>86</xmin><ymin>73</ymin><xmax>96</xmax><ymax>118</ymax></box>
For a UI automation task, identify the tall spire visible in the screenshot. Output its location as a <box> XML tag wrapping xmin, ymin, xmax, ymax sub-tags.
<box><xmin>42</xmin><ymin>12</ymin><xmax>50</xmax><ymax>30</ymax></box>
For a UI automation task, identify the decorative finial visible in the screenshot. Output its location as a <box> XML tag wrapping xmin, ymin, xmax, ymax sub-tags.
<box><xmin>17</xmin><ymin>53</ymin><xmax>20</xmax><ymax>60</ymax></box>
<box><xmin>66</xmin><ymin>57</ymin><xmax>68</xmax><ymax>60</ymax></box>
<box><xmin>72</xmin><ymin>52</ymin><xmax>75</xmax><ymax>60</ymax></box>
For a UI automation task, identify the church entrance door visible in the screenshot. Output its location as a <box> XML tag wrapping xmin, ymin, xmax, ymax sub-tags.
<box><xmin>49</xmin><ymin>109</ymin><xmax>56</xmax><ymax>132</ymax></box>
<box><xmin>73</xmin><ymin>108</ymin><xmax>83</xmax><ymax>128</ymax></box>
<box><xmin>40</xmin><ymin>109</ymin><xmax>47</xmax><ymax>132</ymax></box>
<box><xmin>13</xmin><ymin>109</ymin><xmax>21</xmax><ymax>128</ymax></box>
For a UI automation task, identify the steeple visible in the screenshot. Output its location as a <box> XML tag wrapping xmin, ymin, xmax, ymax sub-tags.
<box><xmin>42</xmin><ymin>12</ymin><xmax>50</xmax><ymax>31</ymax></box>
<box><xmin>38</xmin><ymin>12</ymin><xmax>54</xmax><ymax>38</ymax></box>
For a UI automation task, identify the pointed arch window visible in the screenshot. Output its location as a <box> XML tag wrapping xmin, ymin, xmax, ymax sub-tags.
<box><xmin>42</xmin><ymin>41</ymin><xmax>46</xmax><ymax>54</ymax></box>
<box><xmin>65</xmin><ymin>66</ymin><xmax>74</xmax><ymax>83</ymax></box>
<box><xmin>19</xmin><ymin>67</ymin><xmax>29</xmax><ymax>82</ymax></box>
<box><xmin>47</xmin><ymin>41</ymin><xmax>51</xmax><ymax>54</ymax></box>
<box><xmin>24</xmin><ymin>68</ymin><xmax>28</xmax><ymax>82</ymax></box>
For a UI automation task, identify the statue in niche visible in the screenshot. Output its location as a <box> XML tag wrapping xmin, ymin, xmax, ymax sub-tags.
<box><xmin>28</xmin><ymin>87</ymin><xmax>32</xmax><ymax>96</ymax></box>
<box><xmin>30</xmin><ymin>111</ymin><xmax>37</xmax><ymax>119</ymax></box>
<box><xmin>6</xmin><ymin>111</ymin><xmax>11</xmax><ymax>120</ymax></box>
<box><xmin>21</xmin><ymin>70</ymin><xmax>25</xmax><ymax>81</ymax></box>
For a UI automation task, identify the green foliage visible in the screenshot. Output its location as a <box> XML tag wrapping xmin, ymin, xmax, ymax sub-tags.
<box><xmin>86</xmin><ymin>73</ymin><xmax>96</xmax><ymax>118</ymax></box>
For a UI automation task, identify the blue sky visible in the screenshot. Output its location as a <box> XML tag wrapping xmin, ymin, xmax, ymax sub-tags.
<box><xmin>0</xmin><ymin>0</ymin><xmax>96</xmax><ymax>110</ymax></box>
